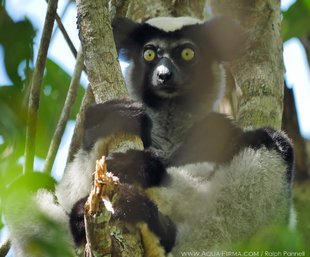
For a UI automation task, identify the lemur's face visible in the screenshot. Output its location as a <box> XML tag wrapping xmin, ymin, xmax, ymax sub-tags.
<box><xmin>112</xmin><ymin>16</ymin><xmax>243</xmax><ymax>107</ymax></box>
<box><xmin>141</xmin><ymin>38</ymin><xmax>199</xmax><ymax>98</ymax></box>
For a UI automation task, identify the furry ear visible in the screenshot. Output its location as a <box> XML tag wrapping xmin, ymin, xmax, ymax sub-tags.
<box><xmin>112</xmin><ymin>17</ymin><xmax>140</xmax><ymax>54</ymax></box>
<box><xmin>204</xmin><ymin>16</ymin><xmax>245</xmax><ymax>61</ymax></box>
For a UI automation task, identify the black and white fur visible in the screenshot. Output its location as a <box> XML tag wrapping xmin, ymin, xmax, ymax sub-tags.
<box><xmin>6</xmin><ymin>16</ymin><xmax>295</xmax><ymax>257</ymax></box>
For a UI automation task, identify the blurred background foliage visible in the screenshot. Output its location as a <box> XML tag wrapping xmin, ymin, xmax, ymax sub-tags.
<box><xmin>0</xmin><ymin>0</ymin><xmax>309</xmax><ymax>256</ymax></box>
<box><xmin>282</xmin><ymin>0</ymin><xmax>310</xmax><ymax>41</ymax></box>
<box><xmin>0</xmin><ymin>1</ymin><xmax>84</xmax><ymax>255</ymax></box>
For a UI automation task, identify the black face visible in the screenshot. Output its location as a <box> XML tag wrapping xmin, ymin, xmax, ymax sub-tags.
<box><xmin>141</xmin><ymin>38</ymin><xmax>199</xmax><ymax>98</ymax></box>
<box><xmin>112</xmin><ymin>16</ymin><xmax>243</xmax><ymax>108</ymax></box>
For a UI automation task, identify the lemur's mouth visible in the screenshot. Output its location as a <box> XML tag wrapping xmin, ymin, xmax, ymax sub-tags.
<box><xmin>151</xmin><ymin>82</ymin><xmax>181</xmax><ymax>98</ymax></box>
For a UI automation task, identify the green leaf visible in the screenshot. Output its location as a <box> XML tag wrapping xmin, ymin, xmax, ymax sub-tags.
<box><xmin>0</xmin><ymin>7</ymin><xmax>35</xmax><ymax>87</ymax></box>
<box><xmin>6</xmin><ymin>172</ymin><xmax>57</xmax><ymax>195</ymax></box>
<box><xmin>282</xmin><ymin>0</ymin><xmax>310</xmax><ymax>41</ymax></box>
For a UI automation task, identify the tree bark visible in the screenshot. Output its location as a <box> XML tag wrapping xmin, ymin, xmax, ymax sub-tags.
<box><xmin>76</xmin><ymin>0</ymin><xmax>128</xmax><ymax>103</ymax></box>
<box><xmin>209</xmin><ymin>0</ymin><xmax>284</xmax><ymax>129</ymax></box>
<box><xmin>75</xmin><ymin>0</ymin><xmax>143</xmax><ymax>255</ymax></box>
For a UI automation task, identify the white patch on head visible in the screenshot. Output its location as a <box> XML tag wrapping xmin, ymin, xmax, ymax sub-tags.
<box><xmin>146</xmin><ymin>16</ymin><xmax>203</xmax><ymax>32</ymax></box>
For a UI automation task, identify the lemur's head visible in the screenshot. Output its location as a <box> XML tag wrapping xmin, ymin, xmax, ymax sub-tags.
<box><xmin>112</xmin><ymin>16</ymin><xmax>243</xmax><ymax>110</ymax></box>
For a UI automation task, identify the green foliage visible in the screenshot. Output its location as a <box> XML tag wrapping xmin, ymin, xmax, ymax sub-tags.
<box><xmin>0</xmin><ymin>5</ymin><xmax>84</xmax><ymax>254</ymax></box>
<box><xmin>282</xmin><ymin>0</ymin><xmax>310</xmax><ymax>41</ymax></box>
<box><xmin>223</xmin><ymin>225</ymin><xmax>309</xmax><ymax>256</ymax></box>
<box><xmin>0</xmin><ymin>7</ymin><xmax>35</xmax><ymax>87</ymax></box>
<box><xmin>293</xmin><ymin>181</ymin><xmax>310</xmax><ymax>247</ymax></box>
<box><xmin>3</xmin><ymin>185</ymin><xmax>75</xmax><ymax>257</ymax></box>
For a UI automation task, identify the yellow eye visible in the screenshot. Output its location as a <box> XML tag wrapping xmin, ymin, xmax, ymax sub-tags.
<box><xmin>144</xmin><ymin>49</ymin><xmax>156</xmax><ymax>62</ymax></box>
<box><xmin>181</xmin><ymin>48</ymin><xmax>195</xmax><ymax>61</ymax></box>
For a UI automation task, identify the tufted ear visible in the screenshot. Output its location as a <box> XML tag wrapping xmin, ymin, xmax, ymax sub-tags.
<box><xmin>204</xmin><ymin>15</ymin><xmax>245</xmax><ymax>61</ymax></box>
<box><xmin>112</xmin><ymin>17</ymin><xmax>141</xmax><ymax>55</ymax></box>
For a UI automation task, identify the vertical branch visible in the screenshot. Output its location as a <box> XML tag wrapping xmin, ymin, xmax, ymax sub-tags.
<box><xmin>43</xmin><ymin>48</ymin><xmax>84</xmax><ymax>174</ymax></box>
<box><xmin>23</xmin><ymin>0</ymin><xmax>58</xmax><ymax>174</ymax></box>
<box><xmin>76</xmin><ymin>0</ymin><xmax>128</xmax><ymax>103</ymax></box>
<box><xmin>67</xmin><ymin>86</ymin><xmax>95</xmax><ymax>163</ymax></box>
<box><xmin>74</xmin><ymin>1</ymin><xmax>143</xmax><ymax>255</ymax></box>
<box><xmin>209</xmin><ymin>0</ymin><xmax>284</xmax><ymax>129</ymax></box>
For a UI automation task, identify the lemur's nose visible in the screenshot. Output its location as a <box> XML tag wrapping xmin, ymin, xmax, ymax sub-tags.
<box><xmin>156</xmin><ymin>63</ymin><xmax>173</xmax><ymax>84</ymax></box>
<box><xmin>158</xmin><ymin>70</ymin><xmax>172</xmax><ymax>83</ymax></box>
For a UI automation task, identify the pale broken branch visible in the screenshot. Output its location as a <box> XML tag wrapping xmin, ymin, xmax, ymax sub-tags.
<box><xmin>84</xmin><ymin>157</ymin><xmax>143</xmax><ymax>257</ymax></box>
<box><xmin>84</xmin><ymin>157</ymin><xmax>120</xmax><ymax>256</ymax></box>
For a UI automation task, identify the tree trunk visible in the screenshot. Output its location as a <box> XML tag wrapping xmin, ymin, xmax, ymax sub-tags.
<box><xmin>73</xmin><ymin>1</ymin><xmax>207</xmax><ymax>256</ymax></box>
<box><xmin>209</xmin><ymin>0</ymin><xmax>284</xmax><ymax>129</ymax></box>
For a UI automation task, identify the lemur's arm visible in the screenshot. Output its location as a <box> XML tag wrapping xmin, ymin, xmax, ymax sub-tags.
<box><xmin>171</xmin><ymin>112</ymin><xmax>294</xmax><ymax>183</ymax></box>
<box><xmin>83</xmin><ymin>98</ymin><xmax>167</xmax><ymax>187</ymax></box>
<box><xmin>69</xmin><ymin>98</ymin><xmax>175</xmax><ymax>252</ymax></box>
<box><xmin>83</xmin><ymin>98</ymin><xmax>152</xmax><ymax>151</ymax></box>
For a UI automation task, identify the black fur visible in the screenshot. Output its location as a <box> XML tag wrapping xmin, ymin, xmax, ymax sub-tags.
<box><xmin>70</xmin><ymin>196</ymin><xmax>87</xmax><ymax>246</ymax></box>
<box><xmin>83</xmin><ymin>98</ymin><xmax>152</xmax><ymax>151</ymax></box>
<box><xmin>106</xmin><ymin>149</ymin><xmax>167</xmax><ymax>188</ymax></box>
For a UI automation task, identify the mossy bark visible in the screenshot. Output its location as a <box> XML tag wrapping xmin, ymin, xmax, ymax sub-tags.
<box><xmin>209</xmin><ymin>0</ymin><xmax>284</xmax><ymax>129</ymax></box>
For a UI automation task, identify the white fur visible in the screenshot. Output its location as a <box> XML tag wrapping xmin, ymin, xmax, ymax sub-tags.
<box><xmin>147</xmin><ymin>147</ymin><xmax>291</xmax><ymax>255</ymax></box>
<box><xmin>6</xmin><ymin>148</ymin><xmax>97</xmax><ymax>257</ymax></box>
<box><xmin>5</xmin><ymin>190</ymin><xmax>72</xmax><ymax>257</ymax></box>
<box><xmin>146</xmin><ymin>16</ymin><xmax>203</xmax><ymax>32</ymax></box>
<box><xmin>56</xmin><ymin>149</ymin><xmax>95</xmax><ymax>213</ymax></box>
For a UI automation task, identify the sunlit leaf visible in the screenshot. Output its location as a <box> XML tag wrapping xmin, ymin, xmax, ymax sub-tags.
<box><xmin>0</xmin><ymin>7</ymin><xmax>35</xmax><ymax>87</ymax></box>
<box><xmin>282</xmin><ymin>0</ymin><xmax>310</xmax><ymax>41</ymax></box>
<box><xmin>6</xmin><ymin>172</ymin><xmax>57</xmax><ymax>195</ymax></box>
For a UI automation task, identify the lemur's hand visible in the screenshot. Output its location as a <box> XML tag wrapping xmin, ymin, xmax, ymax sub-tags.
<box><xmin>106</xmin><ymin>149</ymin><xmax>166</xmax><ymax>188</ymax></box>
<box><xmin>83</xmin><ymin>98</ymin><xmax>152</xmax><ymax>151</ymax></box>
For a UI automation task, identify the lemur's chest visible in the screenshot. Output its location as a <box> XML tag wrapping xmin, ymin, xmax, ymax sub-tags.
<box><xmin>146</xmin><ymin>104</ymin><xmax>200</xmax><ymax>164</ymax></box>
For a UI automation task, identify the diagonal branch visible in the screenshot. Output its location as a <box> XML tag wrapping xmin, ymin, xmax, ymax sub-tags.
<box><xmin>55</xmin><ymin>12</ymin><xmax>77</xmax><ymax>58</ymax></box>
<box><xmin>0</xmin><ymin>238</ymin><xmax>10</xmax><ymax>257</ymax></box>
<box><xmin>43</xmin><ymin>47</ymin><xmax>84</xmax><ymax>174</ymax></box>
<box><xmin>23</xmin><ymin>0</ymin><xmax>58</xmax><ymax>174</ymax></box>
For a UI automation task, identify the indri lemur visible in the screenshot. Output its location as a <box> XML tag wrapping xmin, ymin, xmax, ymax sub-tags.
<box><xmin>6</xmin><ymin>16</ymin><xmax>295</xmax><ymax>257</ymax></box>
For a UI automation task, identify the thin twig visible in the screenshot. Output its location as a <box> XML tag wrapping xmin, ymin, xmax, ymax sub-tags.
<box><xmin>0</xmin><ymin>238</ymin><xmax>10</xmax><ymax>257</ymax></box>
<box><xmin>51</xmin><ymin>0</ymin><xmax>73</xmax><ymax>41</ymax></box>
<box><xmin>55</xmin><ymin>13</ymin><xmax>77</xmax><ymax>58</ymax></box>
<box><xmin>23</xmin><ymin>0</ymin><xmax>58</xmax><ymax>174</ymax></box>
<box><xmin>43</xmin><ymin>47</ymin><xmax>84</xmax><ymax>174</ymax></box>
<box><xmin>46</xmin><ymin>0</ymin><xmax>77</xmax><ymax>58</ymax></box>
